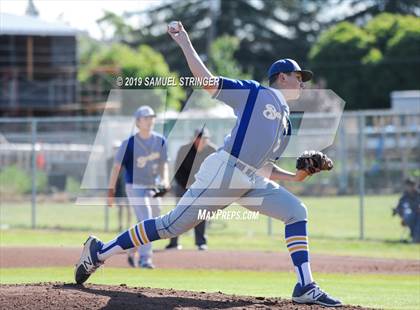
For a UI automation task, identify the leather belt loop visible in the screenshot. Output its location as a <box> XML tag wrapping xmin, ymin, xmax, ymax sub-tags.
<box><xmin>219</xmin><ymin>150</ymin><xmax>257</xmax><ymax>178</ymax></box>
<box><xmin>234</xmin><ymin>160</ymin><xmax>256</xmax><ymax>178</ymax></box>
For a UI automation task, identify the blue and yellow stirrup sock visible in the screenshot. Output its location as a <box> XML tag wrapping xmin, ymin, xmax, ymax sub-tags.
<box><xmin>97</xmin><ymin>219</ymin><xmax>160</xmax><ymax>261</ymax></box>
<box><xmin>285</xmin><ymin>220</ymin><xmax>314</xmax><ymax>286</ymax></box>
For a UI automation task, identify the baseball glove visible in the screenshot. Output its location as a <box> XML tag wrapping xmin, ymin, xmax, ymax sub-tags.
<box><xmin>151</xmin><ymin>185</ymin><xmax>169</xmax><ymax>198</ymax></box>
<box><xmin>296</xmin><ymin>150</ymin><xmax>333</xmax><ymax>175</ymax></box>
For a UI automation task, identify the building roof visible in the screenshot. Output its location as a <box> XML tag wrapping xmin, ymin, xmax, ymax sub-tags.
<box><xmin>0</xmin><ymin>13</ymin><xmax>78</xmax><ymax>36</ymax></box>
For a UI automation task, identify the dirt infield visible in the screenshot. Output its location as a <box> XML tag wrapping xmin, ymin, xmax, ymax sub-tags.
<box><xmin>0</xmin><ymin>282</ymin><xmax>372</xmax><ymax>310</ymax></box>
<box><xmin>1</xmin><ymin>247</ymin><xmax>419</xmax><ymax>274</ymax></box>
<box><xmin>1</xmin><ymin>248</ymin><xmax>414</xmax><ymax>309</ymax></box>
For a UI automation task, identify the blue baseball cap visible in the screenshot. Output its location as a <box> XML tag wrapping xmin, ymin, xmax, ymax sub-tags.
<box><xmin>134</xmin><ymin>105</ymin><xmax>156</xmax><ymax>119</ymax></box>
<box><xmin>267</xmin><ymin>58</ymin><xmax>313</xmax><ymax>82</ymax></box>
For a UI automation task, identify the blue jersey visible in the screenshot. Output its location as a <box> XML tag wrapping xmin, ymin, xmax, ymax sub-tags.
<box><xmin>115</xmin><ymin>132</ymin><xmax>168</xmax><ymax>185</ymax></box>
<box><xmin>213</xmin><ymin>77</ymin><xmax>291</xmax><ymax>169</ymax></box>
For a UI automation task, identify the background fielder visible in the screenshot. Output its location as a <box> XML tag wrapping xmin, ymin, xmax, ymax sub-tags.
<box><xmin>107</xmin><ymin>105</ymin><xmax>169</xmax><ymax>268</ymax></box>
<box><xmin>76</xmin><ymin>22</ymin><xmax>342</xmax><ymax>307</ymax></box>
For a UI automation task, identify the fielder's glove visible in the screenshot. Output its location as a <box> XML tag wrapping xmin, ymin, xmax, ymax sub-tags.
<box><xmin>296</xmin><ymin>150</ymin><xmax>333</xmax><ymax>175</ymax></box>
<box><xmin>151</xmin><ymin>185</ymin><xmax>169</xmax><ymax>198</ymax></box>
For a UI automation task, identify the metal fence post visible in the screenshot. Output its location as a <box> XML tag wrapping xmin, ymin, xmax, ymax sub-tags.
<box><xmin>31</xmin><ymin>119</ymin><xmax>37</xmax><ymax>229</ymax></box>
<box><xmin>267</xmin><ymin>217</ymin><xmax>273</xmax><ymax>236</ymax></box>
<box><xmin>338</xmin><ymin>117</ymin><xmax>348</xmax><ymax>194</ymax></box>
<box><xmin>104</xmin><ymin>205</ymin><xmax>109</xmax><ymax>232</ymax></box>
<box><xmin>358</xmin><ymin>114</ymin><xmax>366</xmax><ymax>240</ymax></box>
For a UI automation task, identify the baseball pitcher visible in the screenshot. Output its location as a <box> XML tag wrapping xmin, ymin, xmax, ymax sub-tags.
<box><xmin>76</xmin><ymin>22</ymin><xmax>341</xmax><ymax>307</ymax></box>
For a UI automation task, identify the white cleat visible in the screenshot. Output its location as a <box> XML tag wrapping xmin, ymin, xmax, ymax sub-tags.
<box><xmin>74</xmin><ymin>235</ymin><xmax>104</xmax><ymax>284</ymax></box>
<box><xmin>292</xmin><ymin>282</ymin><xmax>342</xmax><ymax>307</ymax></box>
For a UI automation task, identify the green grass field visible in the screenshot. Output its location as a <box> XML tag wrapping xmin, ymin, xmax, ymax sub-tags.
<box><xmin>0</xmin><ymin>195</ymin><xmax>407</xmax><ymax>239</ymax></box>
<box><xmin>1</xmin><ymin>195</ymin><xmax>419</xmax><ymax>259</ymax></box>
<box><xmin>1</xmin><ymin>228</ymin><xmax>418</xmax><ymax>259</ymax></box>
<box><xmin>1</xmin><ymin>267</ymin><xmax>419</xmax><ymax>310</ymax></box>
<box><xmin>1</xmin><ymin>194</ymin><xmax>419</xmax><ymax>309</ymax></box>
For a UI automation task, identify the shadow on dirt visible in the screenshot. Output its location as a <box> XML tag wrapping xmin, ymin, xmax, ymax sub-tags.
<box><xmin>59</xmin><ymin>283</ymin><xmax>278</xmax><ymax>309</ymax></box>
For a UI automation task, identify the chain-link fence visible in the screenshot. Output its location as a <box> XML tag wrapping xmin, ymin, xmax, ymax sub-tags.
<box><xmin>0</xmin><ymin>110</ymin><xmax>418</xmax><ymax>239</ymax></box>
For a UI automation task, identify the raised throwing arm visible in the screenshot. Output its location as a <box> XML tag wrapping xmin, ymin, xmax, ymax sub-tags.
<box><xmin>167</xmin><ymin>21</ymin><xmax>219</xmax><ymax>96</ymax></box>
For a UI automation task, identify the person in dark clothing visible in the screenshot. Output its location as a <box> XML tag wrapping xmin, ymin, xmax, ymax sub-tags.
<box><xmin>108</xmin><ymin>143</ymin><xmax>131</xmax><ymax>232</ymax></box>
<box><xmin>115</xmin><ymin>167</ymin><xmax>131</xmax><ymax>232</ymax></box>
<box><xmin>393</xmin><ymin>178</ymin><xmax>420</xmax><ymax>243</ymax></box>
<box><xmin>166</xmin><ymin>128</ymin><xmax>217</xmax><ymax>250</ymax></box>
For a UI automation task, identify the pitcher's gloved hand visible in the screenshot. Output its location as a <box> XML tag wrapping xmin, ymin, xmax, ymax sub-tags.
<box><xmin>296</xmin><ymin>150</ymin><xmax>333</xmax><ymax>175</ymax></box>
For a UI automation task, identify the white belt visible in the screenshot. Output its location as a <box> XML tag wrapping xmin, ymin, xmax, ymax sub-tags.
<box><xmin>219</xmin><ymin>150</ymin><xmax>257</xmax><ymax>178</ymax></box>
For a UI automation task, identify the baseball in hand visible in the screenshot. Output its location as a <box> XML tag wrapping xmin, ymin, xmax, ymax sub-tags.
<box><xmin>168</xmin><ymin>21</ymin><xmax>180</xmax><ymax>33</ymax></box>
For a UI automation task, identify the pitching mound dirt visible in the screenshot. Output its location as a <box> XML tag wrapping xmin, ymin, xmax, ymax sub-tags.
<box><xmin>0</xmin><ymin>282</ymin><xmax>371</xmax><ymax>310</ymax></box>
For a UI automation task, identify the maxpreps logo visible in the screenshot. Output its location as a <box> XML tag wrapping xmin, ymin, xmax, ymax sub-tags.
<box><xmin>263</xmin><ymin>104</ymin><xmax>282</xmax><ymax>120</ymax></box>
<box><xmin>197</xmin><ymin>209</ymin><xmax>259</xmax><ymax>221</ymax></box>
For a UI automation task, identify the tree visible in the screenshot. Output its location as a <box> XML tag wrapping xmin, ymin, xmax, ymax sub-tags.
<box><xmin>96</xmin><ymin>11</ymin><xmax>135</xmax><ymax>42</ymax></box>
<box><xmin>208</xmin><ymin>35</ymin><xmax>250</xmax><ymax>79</ymax></box>
<box><xmin>335</xmin><ymin>0</ymin><xmax>420</xmax><ymax>24</ymax></box>
<box><xmin>309</xmin><ymin>13</ymin><xmax>420</xmax><ymax>110</ymax></box>
<box><xmin>367</xmin><ymin>14</ymin><xmax>420</xmax><ymax>105</ymax></box>
<box><xmin>79</xmin><ymin>43</ymin><xmax>185</xmax><ymax>111</ymax></box>
<box><xmin>309</xmin><ymin>22</ymin><xmax>374</xmax><ymax>109</ymax></box>
<box><xmin>114</xmin><ymin>0</ymin><xmax>327</xmax><ymax>80</ymax></box>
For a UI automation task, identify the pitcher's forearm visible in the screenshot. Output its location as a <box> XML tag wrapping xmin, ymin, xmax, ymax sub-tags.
<box><xmin>259</xmin><ymin>163</ymin><xmax>308</xmax><ymax>182</ymax></box>
<box><xmin>270</xmin><ymin>168</ymin><xmax>297</xmax><ymax>182</ymax></box>
<box><xmin>181</xmin><ymin>43</ymin><xmax>213</xmax><ymax>79</ymax></box>
<box><xmin>180</xmin><ymin>43</ymin><xmax>219</xmax><ymax>95</ymax></box>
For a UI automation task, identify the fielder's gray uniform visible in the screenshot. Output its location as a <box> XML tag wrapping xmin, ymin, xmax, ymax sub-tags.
<box><xmin>116</xmin><ymin>132</ymin><xmax>167</xmax><ymax>262</ymax></box>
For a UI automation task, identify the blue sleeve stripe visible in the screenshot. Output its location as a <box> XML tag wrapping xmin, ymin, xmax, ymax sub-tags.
<box><xmin>144</xmin><ymin>219</ymin><xmax>160</xmax><ymax>241</ymax></box>
<box><xmin>230</xmin><ymin>86</ymin><xmax>258</xmax><ymax>158</ymax></box>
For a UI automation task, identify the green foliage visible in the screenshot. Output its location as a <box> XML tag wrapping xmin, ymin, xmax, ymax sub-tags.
<box><xmin>209</xmin><ymin>35</ymin><xmax>251</xmax><ymax>79</ymax></box>
<box><xmin>309</xmin><ymin>22</ymin><xmax>374</xmax><ymax>110</ymax></box>
<box><xmin>0</xmin><ymin>166</ymin><xmax>31</xmax><ymax>195</ymax></box>
<box><xmin>309</xmin><ymin>13</ymin><xmax>420</xmax><ymax>110</ymax></box>
<box><xmin>368</xmin><ymin>14</ymin><xmax>420</xmax><ymax>105</ymax></box>
<box><xmin>65</xmin><ymin>177</ymin><xmax>80</xmax><ymax>195</ymax></box>
<box><xmin>35</xmin><ymin>171</ymin><xmax>47</xmax><ymax>193</ymax></box>
<box><xmin>365</xmin><ymin>13</ymin><xmax>401</xmax><ymax>51</ymax></box>
<box><xmin>79</xmin><ymin>42</ymin><xmax>185</xmax><ymax>111</ymax></box>
<box><xmin>0</xmin><ymin>166</ymin><xmax>47</xmax><ymax>195</ymax></box>
<box><xmin>77</xmin><ymin>35</ymin><xmax>104</xmax><ymax>77</ymax></box>
<box><xmin>96</xmin><ymin>11</ymin><xmax>134</xmax><ymax>42</ymax></box>
<box><xmin>361</xmin><ymin>48</ymin><xmax>382</xmax><ymax>64</ymax></box>
<box><xmin>309</xmin><ymin>22</ymin><xmax>374</xmax><ymax>61</ymax></box>
<box><xmin>103</xmin><ymin>0</ymin><xmax>328</xmax><ymax>81</ymax></box>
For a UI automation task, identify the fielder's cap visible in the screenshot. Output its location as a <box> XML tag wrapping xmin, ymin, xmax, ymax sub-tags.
<box><xmin>112</xmin><ymin>140</ymin><xmax>122</xmax><ymax>148</ymax></box>
<box><xmin>194</xmin><ymin>127</ymin><xmax>211</xmax><ymax>138</ymax></box>
<box><xmin>405</xmin><ymin>177</ymin><xmax>416</xmax><ymax>186</ymax></box>
<box><xmin>268</xmin><ymin>58</ymin><xmax>313</xmax><ymax>82</ymax></box>
<box><xmin>134</xmin><ymin>105</ymin><xmax>156</xmax><ymax>119</ymax></box>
